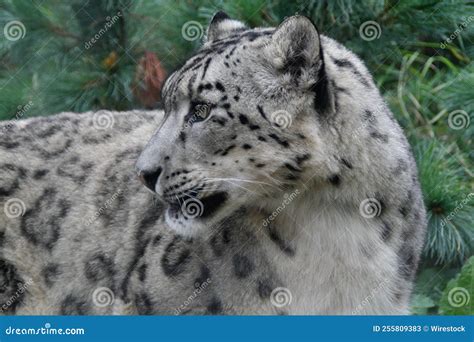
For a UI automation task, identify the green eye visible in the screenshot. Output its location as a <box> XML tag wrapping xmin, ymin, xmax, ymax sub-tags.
<box><xmin>191</xmin><ymin>102</ymin><xmax>211</xmax><ymax>122</ymax></box>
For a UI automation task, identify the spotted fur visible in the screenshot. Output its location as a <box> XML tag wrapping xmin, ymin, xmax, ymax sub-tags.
<box><xmin>0</xmin><ymin>13</ymin><xmax>425</xmax><ymax>315</ymax></box>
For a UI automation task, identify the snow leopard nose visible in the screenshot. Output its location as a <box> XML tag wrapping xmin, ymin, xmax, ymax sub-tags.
<box><xmin>138</xmin><ymin>167</ymin><xmax>162</xmax><ymax>192</ymax></box>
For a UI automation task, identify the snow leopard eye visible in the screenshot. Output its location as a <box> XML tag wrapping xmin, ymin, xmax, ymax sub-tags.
<box><xmin>189</xmin><ymin>101</ymin><xmax>212</xmax><ymax>123</ymax></box>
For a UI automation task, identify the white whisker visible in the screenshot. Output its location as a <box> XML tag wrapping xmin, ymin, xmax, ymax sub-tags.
<box><xmin>203</xmin><ymin>178</ymin><xmax>259</xmax><ymax>196</ymax></box>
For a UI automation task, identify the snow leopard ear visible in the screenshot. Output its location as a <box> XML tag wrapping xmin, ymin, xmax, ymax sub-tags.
<box><xmin>268</xmin><ymin>16</ymin><xmax>334</xmax><ymax>114</ymax></box>
<box><xmin>206</xmin><ymin>11</ymin><xmax>247</xmax><ymax>42</ymax></box>
<box><xmin>269</xmin><ymin>15</ymin><xmax>322</xmax><ymax>78</ymax></box>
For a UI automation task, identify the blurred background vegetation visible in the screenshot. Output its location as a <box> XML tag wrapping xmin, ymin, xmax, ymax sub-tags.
<box><xmin>0</xmin><ymin>0</ymin><xmax>472</xmax><ymax>314</ymax></box>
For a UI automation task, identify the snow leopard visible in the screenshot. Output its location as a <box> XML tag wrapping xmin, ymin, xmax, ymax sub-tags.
<box><xmin>0</xmin><ymin>12</ymin><xmax>426</xmax><ymax>315</ymax></box>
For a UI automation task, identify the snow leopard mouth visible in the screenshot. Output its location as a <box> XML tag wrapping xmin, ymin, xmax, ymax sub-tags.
<box><xmin>165</xmin><ymin>191</ymin><xmax>228</xmax><ymax>220</ymax></box>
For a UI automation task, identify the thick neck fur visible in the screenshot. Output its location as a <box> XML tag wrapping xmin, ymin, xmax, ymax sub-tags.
<box><xmin>245</xmin><ymin>184</ymin><xmax>404</xmax><ymax>315</ymax></box>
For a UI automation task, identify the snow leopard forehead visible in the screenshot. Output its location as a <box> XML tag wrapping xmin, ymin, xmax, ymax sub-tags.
<box><xmin>161</xmin><ymin>27</ymin><xmax>275</xmax><ymax>112</ymax></box>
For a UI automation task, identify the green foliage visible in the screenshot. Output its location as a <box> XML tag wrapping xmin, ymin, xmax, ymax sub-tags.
<box><xmin>410</xmin><ymin>294</ymin><xmax>436</xmax><ymax>315</ymax></box>
<box><xmin>414</xmin><ymin>141</ymin><xmax>473</xmax><ymax>266</ymax></box>
<box><xmin>439</xmin><ymin>256</ymin><xmax>474</xmax><ymax>315</ymax></box>
<box><xmin>0</xmin><ymin>0</ymin><xmax>150</xmax><ymax>116</ymax></box>
<box><xmin>412</xmin><ymin>256</ymin><xmax>474</xmax><ymax>315</ymax></box>
<box><xmin>412</xmin><ymin>265</ymin><xmax>461</xmax><ymax>315</ymax></box>
<box><xmin>0</xmin><ymin>0</ymin><xmax>472</xmax><ymax>315</ymax></box>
